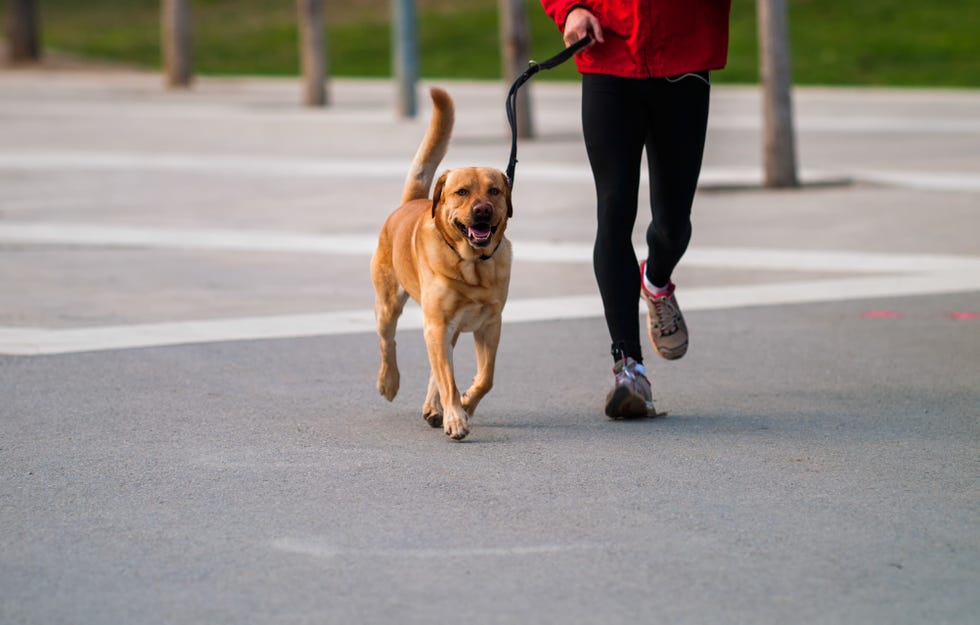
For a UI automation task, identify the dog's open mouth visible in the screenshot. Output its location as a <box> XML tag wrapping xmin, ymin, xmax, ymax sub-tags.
<box><xmin>456</xmin><ymin>220</ymin><xmax>497</xmax><ymax>248</ymax></box>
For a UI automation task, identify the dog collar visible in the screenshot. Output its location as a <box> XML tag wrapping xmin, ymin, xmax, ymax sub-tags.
<box><xmin>478</xmin><ymin>239</ymin><xmax>504</xmax><ymax>261</ymax></box>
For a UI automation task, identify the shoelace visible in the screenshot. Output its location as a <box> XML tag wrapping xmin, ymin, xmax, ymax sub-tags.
<box><xmin>652</xmin><ymin>296</ymin><xmax>681</xmax><ymax>335</ymax></box>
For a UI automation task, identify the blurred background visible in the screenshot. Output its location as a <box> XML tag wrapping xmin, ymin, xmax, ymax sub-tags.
<box><xmin>3</xmin><ymin>0</ymin><xmax>979</xmax><ymax>86</ymax></box>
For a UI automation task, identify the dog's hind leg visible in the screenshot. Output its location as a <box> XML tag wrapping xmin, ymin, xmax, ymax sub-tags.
<box><xmin>462</xmin><ymin>319</ymin><xmax>501</xmax><ymax>416</ymax></box>
<box><xmin>421</xmin><ymin>329</ymin><xmax>459</xmax><ymax>428</ymax></box>
<box><xmin>421</xmin><ymin>375</ymin><xmax>443</xmax><ymax>428</ymax></box>
<box><xmin>372</xmin><ymin>261</ymin><xmax>409</xmax><ymax>402</ymax></box>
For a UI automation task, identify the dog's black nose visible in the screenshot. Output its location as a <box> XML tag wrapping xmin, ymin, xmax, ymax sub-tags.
<box><xmin>471</xmin><ymin>202</ymin><xmax>493</xmax><ymax>221</ymax></box>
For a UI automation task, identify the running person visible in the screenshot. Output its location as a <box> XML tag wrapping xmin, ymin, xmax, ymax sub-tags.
<box><xmin>539</xmin><ymin>0</ymin><xmax>732</xmax><ymax>417</ymax></box>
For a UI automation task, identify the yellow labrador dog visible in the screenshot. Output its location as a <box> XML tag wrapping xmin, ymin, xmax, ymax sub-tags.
<box><xmin>371</xmin><ymin>87</ymin><xmax>512</xmax><ymax>441</ymax></box>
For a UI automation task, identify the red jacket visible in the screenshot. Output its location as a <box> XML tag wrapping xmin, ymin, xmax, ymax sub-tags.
<box><xmin>540</xmin><ymin>0</ymin><xmax>731</xmax><ymax>78</ymax></box>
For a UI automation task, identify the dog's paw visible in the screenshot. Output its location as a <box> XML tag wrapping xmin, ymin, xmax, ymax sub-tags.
<box><xmin>377</xmin><ymin>367</ymin><xmax>399</xmax><ymax>402</ymax></box>
<box><xmin>422</xmin><ymin>410</ymin><xmax>443</xmax><ymax>428</ymax></box>
<box><xmin>443</xmin><ymin>414</ymin><xmax>469</xmax><ymax>441</ymax></box>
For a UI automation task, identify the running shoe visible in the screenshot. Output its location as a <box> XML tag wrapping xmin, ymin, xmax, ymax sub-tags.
<box><xmin>604</xmin><ymin>356</ymin><xmax>655</xmax><ymax>419</ymax></box>
<box><xmin>640</xmin><ymin>260</ymin><xmax>689</xmax><ymax>360</ymax></box>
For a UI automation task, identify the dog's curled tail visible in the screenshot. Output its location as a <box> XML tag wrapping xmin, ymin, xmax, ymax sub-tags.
<box><xmin>401</xmin><ymin>87</ymin><xmax>455</xmax><ymax>204</ymax></box>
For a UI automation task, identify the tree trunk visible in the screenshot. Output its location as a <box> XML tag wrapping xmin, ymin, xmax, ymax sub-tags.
<box><xmin>6</xmin><ymin>0</ymin><xmax>41</xmax><ymax>63</ymax></box>
<box><xmin>162</xmin><ymin>0</ymin><xmax>193</xmax><ymax>88</ymax></box>
<box><xmin>499</xmin><ymin>0</ymin><xmax>534</xmax><ymax>138</ymax></box>
<box><xmin>391</xmin><ymin>0</ymin><xmax>418</xmax><ymax>118</ymax></box>
<box><xmin>297</xmin><ymin>0</ymin><xmax>328</xmax><ymax>106</ymax></box>
<box><xmin>757</xmin><ymin>0</ymin><xmax>799</xmax><ymax>187</ymax></box>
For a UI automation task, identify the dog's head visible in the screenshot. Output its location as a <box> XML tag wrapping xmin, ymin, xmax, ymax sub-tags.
<box><xmin>431</xmin><ymin>167</ymin><xmax>512</xmax><ymax>253</ymax></box>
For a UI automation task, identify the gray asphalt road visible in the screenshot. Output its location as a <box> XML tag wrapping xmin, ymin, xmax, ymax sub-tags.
<box><xmin>1</xmin><ymin>71</ymin><xmax>978</xmax><ymax>624</ymax></box>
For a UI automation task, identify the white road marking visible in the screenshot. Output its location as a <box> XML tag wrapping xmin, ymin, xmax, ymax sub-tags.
<box><xmin>3</xmin><ymin>222</ymin><xmax>980</xmax><ymax>273</ymax></box>
<box><xmin>271</xmin><ymin>537</ymin><xmax>598</xmax><ymax>560</ymax></box>
<box><xmin>4</xmin><ymin>97</ymin><xmax>978</xmax><ymax>133</ymax></box>
<box><xmin>860</xmin><ymin>170</ymin><xmax>980</xmax><ymax>193</ymax></box>
<box><xmin>708</xmin><ymin>113</ymin><xmax>980</xmax><ymax>134</ymax></box>
<box><xmin>2</xmin><ymin>150</ymin><xmax>978</xmax><ymax>192</ymax></box>
<box><xmin>0</xmin><ymin>151</ymin><xmax>408</xmax><ymax>179</ymax></box>
<box><xmin>0</xmin><ymin>222</ymin><xmax>382</xmax><ymax>256</ymax></box>
<box><xmin>2</xmin><ymin>271</ymin><xmax>979</xmax><ymax>356</ymax></box>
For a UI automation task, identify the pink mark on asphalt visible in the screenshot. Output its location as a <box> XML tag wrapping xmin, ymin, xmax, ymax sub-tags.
<box><xmin>863</xmin><ymin>310</ymin><xmax>904</xmax><ymax>319</ymax></box>
<box><xmin>947</xmin><ymin>311</ymin><xmax>980</xmax><ymax>320</ymax></box>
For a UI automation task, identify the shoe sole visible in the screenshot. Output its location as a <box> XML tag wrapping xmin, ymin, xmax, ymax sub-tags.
<box><xmin>655</xmin><ymin>340</ymin><xmax>688</xmax><ymax>360</ymax></box>
<box><xmin>604</xmin><ymin>386</ymin><xmax>651</xmax><ymax>419</ymax></box>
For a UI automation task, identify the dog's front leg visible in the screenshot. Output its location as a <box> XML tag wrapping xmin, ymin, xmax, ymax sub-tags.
<box><xmin>422</xmin><ymin>329</ymin><xmax>460</xmax><ymax>429</ymax></box>
<box><xmin>422</xmin><ymin>319</ymin><xmax>468</xmax><ymax>440</ymax></box>
<box><xmin>462</xmin><ymin>318</ymin><xmax>501</xmax><ymax>416</ymax></box>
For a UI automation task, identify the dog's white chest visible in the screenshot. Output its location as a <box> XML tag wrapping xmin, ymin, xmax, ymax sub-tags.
<box><xmin>451</xmin><ymin>302</ymin><xmax>497</xmax><ymax>333</ymax></box>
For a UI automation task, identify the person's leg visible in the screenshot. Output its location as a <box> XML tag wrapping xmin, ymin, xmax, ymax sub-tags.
<box><xmin>581</xmin><ymin>73</ymin><xmax>648</xmax><ymax>363</ymax></box>
<box><xmin>643</xmin><ymin>71</ymin><xmax>711</xmax><ymax>288</ymax></box>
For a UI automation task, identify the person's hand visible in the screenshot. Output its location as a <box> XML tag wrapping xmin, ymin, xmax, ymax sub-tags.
<box><xmin>563</xmin><ymin>6</ymin><xmax>604</xmax><ymax>49</ymax></box>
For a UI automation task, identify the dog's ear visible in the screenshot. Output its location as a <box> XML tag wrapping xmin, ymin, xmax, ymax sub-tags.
<box><xmin>505</xmin><ymin>182</ymin><xmax>514</xmax><ymax>218</ymax></box>
<box><xmin>431</xmin><ymin>171</ymin><xmax>449</xmax><ymax>219</ymax></box>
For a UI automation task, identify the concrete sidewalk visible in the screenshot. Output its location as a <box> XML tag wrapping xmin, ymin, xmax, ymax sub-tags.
<box><xmin>1</xmin><ymin>70</ymin><xmax>978</xmax><ymax>625</ymax></box>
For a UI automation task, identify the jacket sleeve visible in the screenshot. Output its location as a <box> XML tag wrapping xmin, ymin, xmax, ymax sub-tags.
<box><xmin>539</xmin><ymin>0</ymin><xmax>591</xmax><ymax>33</ymax></box>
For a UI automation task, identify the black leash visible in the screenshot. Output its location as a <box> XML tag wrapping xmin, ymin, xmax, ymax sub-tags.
<box><xmin>505</xmin><ymin>35</ymin><xmax>591</xmax><ymax>189</ymax></box>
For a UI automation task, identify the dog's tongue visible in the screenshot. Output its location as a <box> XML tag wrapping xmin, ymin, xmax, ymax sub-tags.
<box><xmin>468</xmin><ymin>225</ymin><xmax>492</xmax><ymax>241</ymax></box>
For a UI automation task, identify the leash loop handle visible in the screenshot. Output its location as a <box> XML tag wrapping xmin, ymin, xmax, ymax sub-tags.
<box><xmin>505</xmin><ymin>35</ymin><xmax>591</xmax><ymax>189</ymax></box>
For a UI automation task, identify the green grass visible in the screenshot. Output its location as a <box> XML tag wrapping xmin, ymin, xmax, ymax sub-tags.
<box><xmin>723</xmin><ymin>0</ymin><xmax>980</xmax><ymax>85</ymax></box>
<box><xmin>16</xmin><ymin>0</ymin><xmax>980</xmax><ymax>87</ymax></box>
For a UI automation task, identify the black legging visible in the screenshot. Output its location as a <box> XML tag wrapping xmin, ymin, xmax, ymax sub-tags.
<box><xmin>582</xmin><ymin>71</ymin><xmax>710</xmax><ymax>363</ymax></box>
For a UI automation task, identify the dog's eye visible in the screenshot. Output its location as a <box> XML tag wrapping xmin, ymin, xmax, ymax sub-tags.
<box><xmin>488</xmin><ymin>187</ymin><xmax>501</xmax><ymax>196</ymax></box>
<box><xmin>455</xmin><ymin>188</ymin><xmax>469</xmax><ymax>197</ymax></box>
